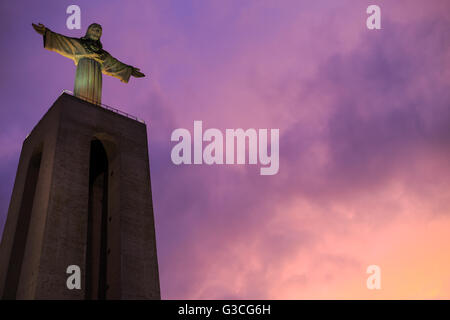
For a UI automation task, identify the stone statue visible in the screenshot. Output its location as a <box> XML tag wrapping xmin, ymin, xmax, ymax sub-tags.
<box><xmin>32</xmin><ymin>22</ymin><xmax>145</xmax><ymax>105</ymax></box>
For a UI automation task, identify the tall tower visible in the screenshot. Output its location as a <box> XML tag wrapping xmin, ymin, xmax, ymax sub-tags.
<box><xmin>0</xmin><ymin>92</ymin><xmax>160</xmax><ymax>299</ymax></box>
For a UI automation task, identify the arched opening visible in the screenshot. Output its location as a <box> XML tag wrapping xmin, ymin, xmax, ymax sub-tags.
<box><xmin>3</xmin><ymin>149</ymin><xmax>42</xmax><ymax>299</ymax></box>
<box><xmin>85</xmin><ymin>139</ymin><xmax>109</xmax><ymax>300</ymax></box>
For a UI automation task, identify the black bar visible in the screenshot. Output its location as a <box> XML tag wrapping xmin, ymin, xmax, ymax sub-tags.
<box><xmin>0</xmin><ymin>300</ymin><xmax>448</xmax><ymax>318</ymax></box>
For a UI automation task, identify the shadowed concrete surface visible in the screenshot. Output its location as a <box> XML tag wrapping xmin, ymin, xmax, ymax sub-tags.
<box><xmin>0</xmin><ymin>93</ymin><xmax>160</xmax><ymax>299</ymax></box>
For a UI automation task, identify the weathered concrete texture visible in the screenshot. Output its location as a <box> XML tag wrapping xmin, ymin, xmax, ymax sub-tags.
<box><xmin>0</xmin><ymin>93</ymin><xmax>160</xmax><ymax>299</ymax></box>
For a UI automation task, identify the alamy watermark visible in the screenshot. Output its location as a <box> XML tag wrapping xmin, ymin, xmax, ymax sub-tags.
<box><xmin>366</xmin><ymin>265</ymin><xmax>381</xmax><ymax>290</ymax></box>
<box><xmin>171</xmin><ymin>121</ymin><xmax>279</xmax><ymax>175</ymax></box>
<box><xmin>66</xmin><ymin>5</ymin><xmax>81</xmax><ymax>30</ymax></box>
<box><xmin>66</xmin><ymin>265</ymin><xmax>81</xmax><ymax>290</ymax></box>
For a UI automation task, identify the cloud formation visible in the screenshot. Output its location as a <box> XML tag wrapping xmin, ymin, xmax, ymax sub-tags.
<box><xmin>0</xmin><ymin>0</ymin><xmax>449</xmax><ymax>299</ymax></box>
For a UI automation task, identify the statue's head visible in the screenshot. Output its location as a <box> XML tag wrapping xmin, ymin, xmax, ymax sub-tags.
<box><xmin>81</xmin><ymin>23</ymin><xmax>103</xmax><ymax>52</ymax></box>
<box><xmin>85</xmin><ymin>23</ymin><xmax>102</xmax><ymax>41</ymax></box>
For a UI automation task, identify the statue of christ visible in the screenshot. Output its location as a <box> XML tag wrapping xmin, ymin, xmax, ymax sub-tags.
<box><xmin>32</xmin><ymin>22</ymin><xmax>145</xmax><ymax>105</ymax></box>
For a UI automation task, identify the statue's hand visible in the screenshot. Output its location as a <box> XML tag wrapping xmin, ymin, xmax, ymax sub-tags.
<box><xmin>131</xmin><ymin>67</ymin><xmax>145</xmax><ymax>78</ymax></box>
<box><xmin>32</xmin><ymin>23</ymin><xmax>46</xmax><ymax>35</ymax></box>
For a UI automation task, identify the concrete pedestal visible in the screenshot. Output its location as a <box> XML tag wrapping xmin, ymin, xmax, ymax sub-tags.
<box><xmin>0</xmin><ymin>93</ymin><xmax>160</xmax><ymax>299</ymax></box>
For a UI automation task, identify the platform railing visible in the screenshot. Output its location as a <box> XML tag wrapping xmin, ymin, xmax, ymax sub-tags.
<box><xmin>62</xmin><ymin>90</ymin><xmax>146</xmax><ymax>124</ymax></box>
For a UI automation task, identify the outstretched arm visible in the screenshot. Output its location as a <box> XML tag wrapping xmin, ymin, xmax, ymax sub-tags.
<box><xmin>32</xmin><ymin>22</ymin><xmax>83</xmax><ymax>61</ymax></box>
<box><xmin>102</xmin><ymin>52</ymin><xmax>146</xmax><ymax>83</ymax></box>
<box><xmin>131</xmin><ymin>68</ymin><xmax>145</xmax><ymax>78</ymax></box>
<box><xmin>32</xmin><ymin>23</ymin><xmax>46</xmax><ymax>35</ymax></box>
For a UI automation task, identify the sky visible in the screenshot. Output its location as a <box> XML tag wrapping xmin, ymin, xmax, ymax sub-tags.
<box><xmin>1</xmin><ymin>0</ymin><xmax>450</xmax><ymax>299</ymax></box>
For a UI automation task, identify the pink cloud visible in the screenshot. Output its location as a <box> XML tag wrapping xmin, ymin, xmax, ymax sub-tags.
<box><xmin>1</xmin><ymin>0</ymin><xmax>450</xmax><ymax>299</ymax></box>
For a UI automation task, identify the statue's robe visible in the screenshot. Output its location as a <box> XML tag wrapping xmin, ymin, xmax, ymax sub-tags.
<box><xmin>43</xmin><ymin>29</ymin><xmax>133</xmax><ymax>105</ymax></box>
